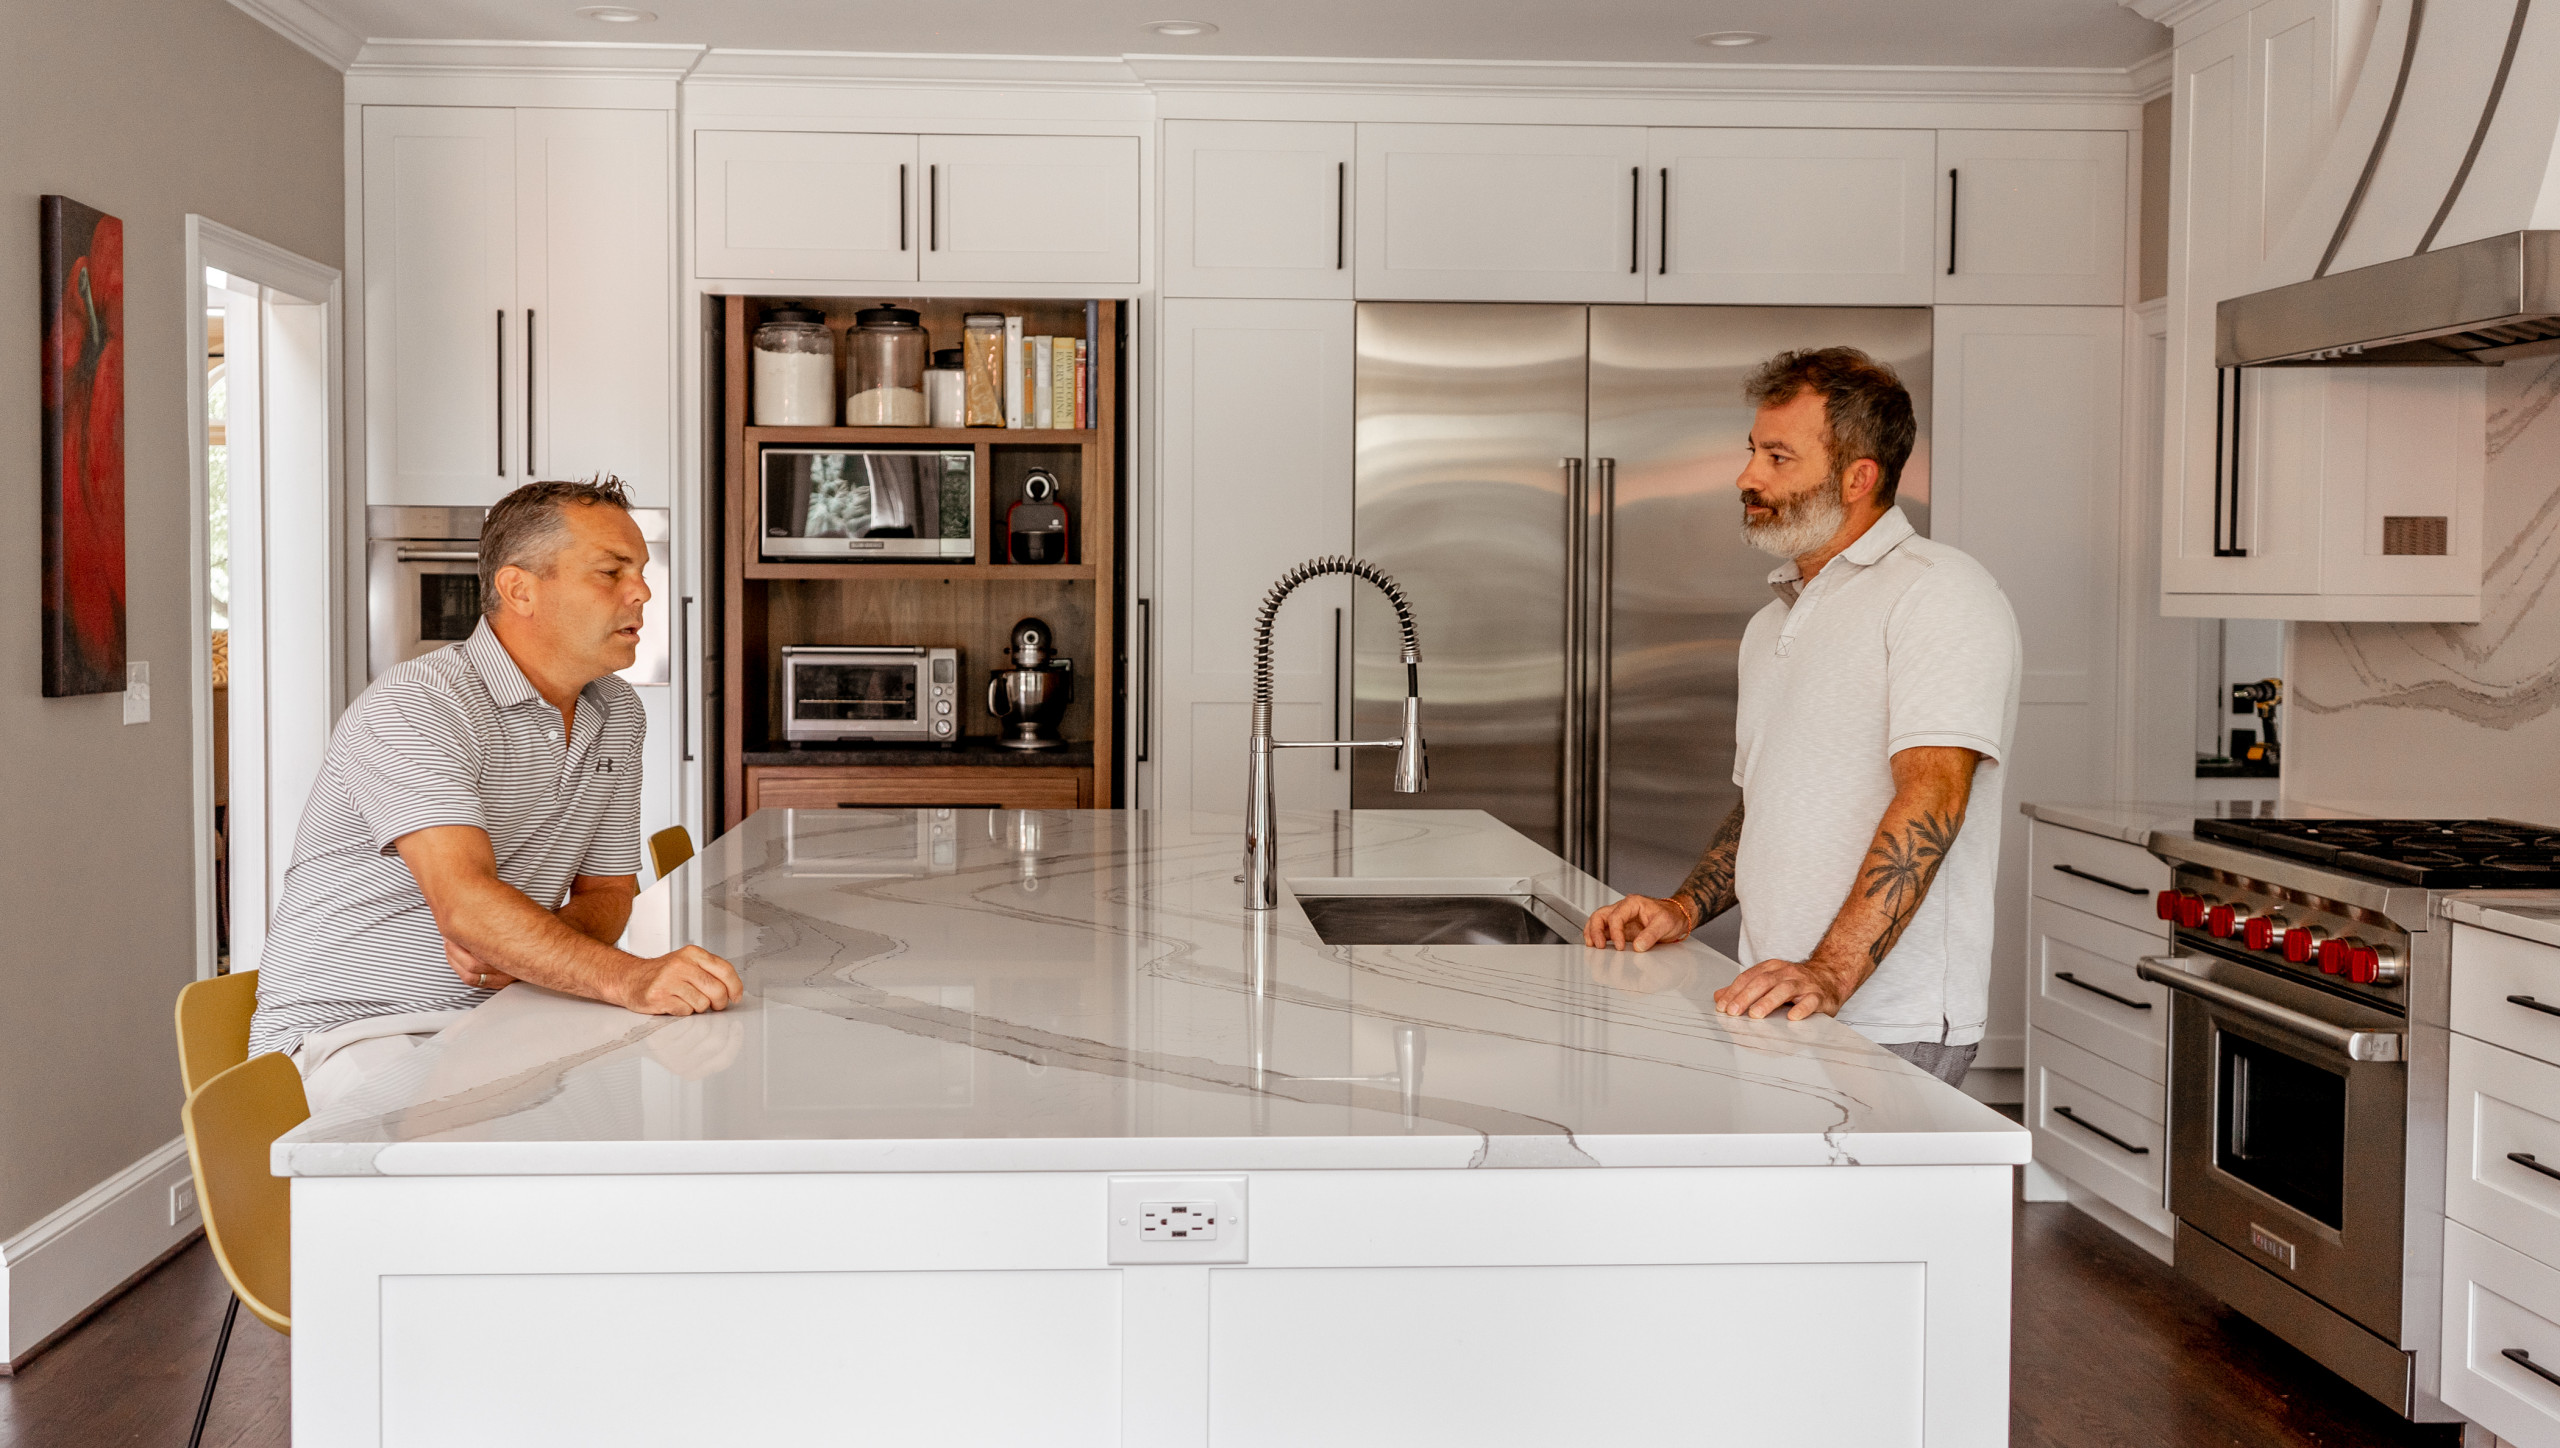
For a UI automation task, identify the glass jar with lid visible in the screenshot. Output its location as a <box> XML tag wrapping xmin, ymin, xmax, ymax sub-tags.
<box><xmin>751</xmin><ymin>307</ymin><xmax>835</xmax><ymax>427</ymax></box>
<box><xmin>925</xmin><ymin>348</ymin><xmax>966</xmax><ymax>429</ymax></box>
<box><xmin>845</xmin><ymin>305</ymin><xmax>928</xmax><ymax>426</ymax></box>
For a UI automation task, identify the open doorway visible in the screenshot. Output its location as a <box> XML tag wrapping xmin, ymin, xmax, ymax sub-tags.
<box><xmin>186</xmin><ymin>218</ymin><xmax>349</xmax><ymax>980</ymax></box>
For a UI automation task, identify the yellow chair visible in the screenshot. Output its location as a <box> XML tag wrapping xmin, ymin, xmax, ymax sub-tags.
<box><xmin>648</xmin><ymin>824</ymin><xmax>696</xmax><ymax>881</ymax></box>
<box><xmin>174</xmin><ymin>969</ymin><xmax>259</xmax><ymax>1096</ymax></box>
<box><xmin>179</xmin><ymin>1052</ymin><xmax>305</xmax><ymax>1448</ymax></box>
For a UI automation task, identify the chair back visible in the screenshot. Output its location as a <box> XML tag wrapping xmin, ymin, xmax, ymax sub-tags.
<box><xmin>648</xmin><ymin>824</ymin><xmax>696</xmax><ymax>881</ymax></box>
<box><xmin>180</xmin><ymin>1053</ymin><xmax>306</xmax><ymax>1335</ymax></box>
<box><xmin>175</xmin><ymin>970</ymin><xmax>260</xmax><ymax>1096</ymax></box>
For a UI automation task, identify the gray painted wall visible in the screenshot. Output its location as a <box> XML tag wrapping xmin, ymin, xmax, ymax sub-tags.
<box><xmin>0</xmin><ymin>0</ymin><xmax>341</xmax><ymax>1241</ymax></box>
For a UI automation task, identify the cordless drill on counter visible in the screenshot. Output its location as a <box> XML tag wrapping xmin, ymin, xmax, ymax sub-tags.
<box><xmin>2231</xmin><ymin>678</ymin><xmax>2281</xmax><ymax>767</ymax></box>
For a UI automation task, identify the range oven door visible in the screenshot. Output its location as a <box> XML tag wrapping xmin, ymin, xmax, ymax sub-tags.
<box><xmin>2146</xmin><ymin>952</ymin><xmax>2408</xmax><ymax>1340</ymax></box>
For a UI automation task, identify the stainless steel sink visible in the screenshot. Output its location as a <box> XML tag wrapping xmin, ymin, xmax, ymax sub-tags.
<box><xmin>1295</xmin><ymin>894</ymin><xmax>1569</xmax><ymax>946</ymax></box>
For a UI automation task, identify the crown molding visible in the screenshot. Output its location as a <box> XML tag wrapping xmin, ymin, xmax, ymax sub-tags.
<box><xmin>688</xmin><ymin>49</ymin><xmax>1145</xmax><ymax>91</ymax></box>
<box><xmin>1116</xmin><ymin>51</ymin><xmax>2158</xmax><ymax>101</ymax></box>
<box><xmin>2119</xmin><ymin>0</ymin><xmax>2227</xmax><ymax>25</ymax></box>
<box><xmin>347</xmin><ymin>38</ymin><xmax>709</xmax><ymax>81</ymax></box>
<box><xmin>2128</xmin><ymin>46</ymin><xmax>2173</xmax><ymax>101</ymax></box>
<box><xmin>224</xmin><ymin>0</ymin><xmax>363</xmax><ymax>71</ymax></box>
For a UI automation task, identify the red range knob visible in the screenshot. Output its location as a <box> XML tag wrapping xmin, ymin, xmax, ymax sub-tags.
<box><xmin>2348</xmin><ymin>947</ymin><xmax>2381</xmax><ymax>985</ymax></box>
<box><xmin>2317</xmin><ymin>938</ymin><xmax>2350</xmax><ymax>975</ymax></box>
<box><xmin>2178</xmin><ymin>895</ymin><xmax>2208</xmax><ymax>929</ymax></box>
<box><xmin>2157</xmin><ymin>890</ymin><xmax>2181</xmax><ymax>921</ymax></box>
<box><xmin>2209</xmin><ymin>905</ymin><xmax>2238</xmax><ymax>938</ymax></box>
<box><xmin>2244</xmin><ymin>917</ymin><xmax>2278</xmax><ymax>951</ymax></box>
<box><xmin>2284</xmin><ymin>928</ymin><xmax>2317</xmax><ymax>964</ymax></box>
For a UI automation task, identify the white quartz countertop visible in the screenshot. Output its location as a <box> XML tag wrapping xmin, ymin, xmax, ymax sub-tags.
<box><xmin>275</xmin><ymin>809</ymin><xmax>2027</xmax><ymax>1178</ymax></box>
<box><xmin>2018</xmin><ymin>798</ymin><xmax>2360</xmax><ymax>848</ymax></box>
<box><xmin>2445</xmin><ymin>894</ymin><xmax>2560</xmax><ymax>951</ymax></box>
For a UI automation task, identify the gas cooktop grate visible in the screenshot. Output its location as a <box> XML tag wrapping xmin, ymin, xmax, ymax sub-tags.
<box><xmin>2193</xmin><ymin>818</ymin><xmax>2560</xmax><ymax>887</ymax></box>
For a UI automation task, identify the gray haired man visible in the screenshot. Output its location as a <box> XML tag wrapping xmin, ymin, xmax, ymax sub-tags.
<box><xmin>249</xmin><ymin>478</ymin><xmax>740</xmax><ymax>1112</ymax></box>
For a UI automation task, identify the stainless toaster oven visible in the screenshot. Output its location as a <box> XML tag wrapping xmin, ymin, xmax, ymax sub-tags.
<box><xmin>781</xmin><ymin>646</ymin><xmax>960</xmax><ymax>743</ymax></box>
<box><xmin>761</xmin><ymin>447</ymin><xmax>975</xmax><ymax>561</ymax></box>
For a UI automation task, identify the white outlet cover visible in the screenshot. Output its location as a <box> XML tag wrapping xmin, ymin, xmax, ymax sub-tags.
<box><xmin>123</xmin><ymin>661</ymin><xmax>149</xmax><ymax>724</ymax></box>
<box><xmin>169</xmin><ymin>1178</ymin><xmax>199</xmax><ymax>1227</ymax></box>
<box><xmin>1108</xmin><ymin>1175</ymin><xmax>1246</xmax><ymax>1264</ymax></box>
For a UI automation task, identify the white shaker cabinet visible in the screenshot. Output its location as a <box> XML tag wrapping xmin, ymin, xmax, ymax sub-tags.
<box><xmin>1354</xmin><ymin>124</ymin><xmax>1647</xmax><ymax>303</ymax></box>
<box><xmin>919</xmin><ymin>133</ymin><xmax>1141</xmax><ymax>286</ymax></box>
<box><xmin>1934</xmin><ymin>131</ymin><xmax>2128</xmax><ymax>306</ymax></box>
<box><xmin>1148</xmin><ymin>299</ymin><xmax>1355</xmax><ymax>819</ymax></box>
<box><xmin>692</xmin><ymin>130</ymin><xmax>916</xmax><ymax>282</ymax></box>
<box><xmin>1162</xmin><ymin>120</ymin><xmax>1354</xmax><ymax>299</ymax></box>
<box><xmin>1645</xmin><ymin>128</ymin><xmax>1937</xmax><ymax>306</ymax></box>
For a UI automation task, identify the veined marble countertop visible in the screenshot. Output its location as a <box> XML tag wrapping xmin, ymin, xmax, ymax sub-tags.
<box><xmin>275</xmin><ymin>809</ymin><xmax>2027</xmax><ymax>1178</ymax></box>
<box><xmin>2445</xmin><ymin>894</ymin><xmax>2560</xmax><ymax>951</ymax></box>
<box><xmin>2018</xmin><ymin>797</ymin><xmax>2360</xmax><ymax>848</ymax></box>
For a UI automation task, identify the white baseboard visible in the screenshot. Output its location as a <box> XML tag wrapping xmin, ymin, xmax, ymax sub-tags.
<box><xmin>2</xmin><ymin>1138</ymin><xmax>201</xmax><ymax>1366</ymax></box>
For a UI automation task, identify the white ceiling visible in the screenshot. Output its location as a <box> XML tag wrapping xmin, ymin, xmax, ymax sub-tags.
<box><xmin>307</xmin><ymin>0</ymin><xmax>2169</xmax><ymax>71</ymax></box>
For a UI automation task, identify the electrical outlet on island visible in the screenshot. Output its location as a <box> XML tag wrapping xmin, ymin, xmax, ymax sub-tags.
<box><xmin>1108</xmin><ymin>1175</ymin><xmax>1247</xmax><ymax>1264</ymax></box>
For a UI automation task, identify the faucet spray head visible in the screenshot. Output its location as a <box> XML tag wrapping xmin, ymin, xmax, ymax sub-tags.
<box><xmin>1392</xmin><ymin>667</ymin><xmax>1427</xmax><ymax>795</ymax></box>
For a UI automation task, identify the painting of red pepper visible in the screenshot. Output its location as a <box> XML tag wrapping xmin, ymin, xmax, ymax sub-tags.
<box><xmin>40</xmin><ymin>195</ymin><xmax>126</xmax><ymax>698</ymax></box>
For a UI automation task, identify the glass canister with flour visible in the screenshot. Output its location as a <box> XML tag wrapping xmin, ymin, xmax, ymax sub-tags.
<box><xmin>751</xmin><ymin>307</ymin><xmax>836</xmax><ymax>426</ymax></box>
<box><xmin>846</xmin><ymin>305</ymin><xmax>929</xmax><ymax>426</ymax></box>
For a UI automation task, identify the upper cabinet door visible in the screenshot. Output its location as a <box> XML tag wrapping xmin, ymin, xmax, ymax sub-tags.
<box><xmin>1647</xmin><ymin>129</ymin><xmax>1937</xmax><ymax>305</ymax></box>
<box><xmin>920</xmin><ymin>133</ymin><xmax>1141</xmax><ymax>285</ymax></box>
<box><xmin>693</xmin><ymin>130</ymin><xmax>917</xmax><ymax>282</ymax></box>
<box><xmin>361</xmin><ymin>106</ymin><xmax>518</xmax><ymax>506</ymax></box>
<box><xmin>1162</xmin><ymin>120</ymin><xmax>1354</xmax><ymax>300</ymax></box>
<box><xmin>519</xmin><ymin>109</ymin><xmax>674</xmax><ymax>506</ymax></box>
<box><xmin>1355</xmin><ymin>124</ymin><xmax>1648</xmax><ymax>303</ymax></box>
<box><xmin>1936</xmin><ymin>131</ymin><xmax>2129</xmax><ymax>306</ymax></box>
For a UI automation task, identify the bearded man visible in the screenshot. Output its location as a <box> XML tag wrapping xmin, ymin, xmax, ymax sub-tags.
<box><xmin>1581</xmin><ymin>347</ymin><xmax>2022</xmax><ymax>1087</ymax></box>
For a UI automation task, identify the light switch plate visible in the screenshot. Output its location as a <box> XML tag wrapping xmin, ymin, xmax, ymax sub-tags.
<box><xmin>123</xmin><ymin>661</ymin><xmax>149</xmax><ymax>724</ymax></box>
<box><xmin>1108</xmin><ymin>1175</ymin><xmax>1247</xmax><ymax>1264</ymax></box>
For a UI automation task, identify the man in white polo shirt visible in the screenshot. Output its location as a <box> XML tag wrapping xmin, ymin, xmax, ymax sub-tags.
<box><xmin>1583</xmin><ymin>347</ymin><xmax>2020</xmax><ymax>1086</ymax></box>
<box><xmin>248</xmin><ymin>478</ymin><xmax>741</xmax><ymax>1111</ymax></box>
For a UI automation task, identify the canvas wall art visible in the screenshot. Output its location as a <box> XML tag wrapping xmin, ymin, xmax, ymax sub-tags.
<box><xmin>40</xmin><ymin>194</ymin><xmax>127</xmax><ymax>698</ymax></box>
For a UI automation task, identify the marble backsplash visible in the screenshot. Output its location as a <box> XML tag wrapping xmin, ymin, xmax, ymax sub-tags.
<box><xmin>2286</xmin><ymin>357</ymin><xmax>2560</xmax><ymax>820</ymax></box>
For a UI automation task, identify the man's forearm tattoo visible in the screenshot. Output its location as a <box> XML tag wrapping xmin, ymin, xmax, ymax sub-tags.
<box><xmin>1672</xmin><ymin>800</ymin><xmax>1747</xmax><ymax>928</ymax></box>
<box><xmin>1855</xmin><ymin>808</ymin><xmax>1961</xmax><ymax>967</ymax></box>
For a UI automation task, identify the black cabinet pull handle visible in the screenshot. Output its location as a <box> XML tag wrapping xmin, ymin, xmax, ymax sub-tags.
<box><xmin>2055</xmin><ymin>971</ymin><xmax>2153</xmax><ymax>1011</ymax></box>
<box><xmin>1658</xmin><ymin>167</ymin><xmax>1669</xmax><ymax>275</ymax></box>
<box><xmin>2053</xmin><ymin>1105</ymin><xmax>2149</xmax><ymax>1155</ymax></box>
<box><xmin>524</xmin><ymin>308</ymin><xmax>536</xmax><ymax>476</ymax></box>
<box><xmin>2510</xmin><ymin>1152</ymin><xmax>2560</xmax><ymax>1185</ymax></box>
<box><xmin>495</xmin><ymin>310</ymin><xmax>506</xmax><ymax>476</ymax></box>
<box><xmin>1332</xmin><ymin>607</ymin><xmax>1345</xmax><ymax>771</ymax></box>
<box><xmin>2505</xmin><ymin>1348</ymin><xmax>2560</xmax><ymax>1390</ymax></box>
<box><xmin>2053</xmin><ymin>863</ymin><xmax>2147</xmax><ymax>895</ymax></box>
<box><xmin>899</xmin><ymin>162</ymin><xmax>909</xmax><ymax>251</ymax></box>
<box><xmin>1629</xmin><ymin>165</ymin><xmax>1640</xmax><ymax>274</ymax></box>
<box><xmin>929</xmin><ymin>164</ymin><xmax>939</xmax><ymax>251</ymax></box>
<box><xmin>1336</xmin><ymin>161</ymin><xmax>1346</xmax><ymax>270</ymax></box>
<box><xmin>1946</xmin><ymin>167</ymin><xmax>1959</xmax><ymax>274</ymax></box>
<box><xmin>2510</xmin><ymin>994</ymin><xmax>2560</xmax><ymax>1019</ymax></box>
<box><xmin>2213</xmin><ymin>368</ymin><xmax>2248</xmax><ymax>557</ymax></box>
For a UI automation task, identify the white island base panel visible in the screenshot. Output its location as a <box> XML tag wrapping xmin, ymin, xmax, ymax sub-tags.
<box><xmin>295</xmin><ymin>1163</ymin><xmax>2011</xmax><ymax>1447</ymax></box>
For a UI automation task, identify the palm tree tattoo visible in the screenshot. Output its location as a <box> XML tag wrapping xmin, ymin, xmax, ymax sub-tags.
<box><xmin>1857</xmin><ymin>809</ymin><xmax>1961</xmax><ymax>967</ymax></box>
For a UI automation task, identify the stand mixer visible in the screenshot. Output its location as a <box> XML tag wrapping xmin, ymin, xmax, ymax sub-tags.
<box><xmin>987</xmin><ymin>617</ymin><xmax>1074</xmax><ymax>751</ymax></box>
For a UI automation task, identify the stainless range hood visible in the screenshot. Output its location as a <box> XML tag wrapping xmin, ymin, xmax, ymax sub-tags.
<box><xmin>2218</xmin><ymin>229</ymin><xmax>2560</xmax><ymax>367</ymax></box>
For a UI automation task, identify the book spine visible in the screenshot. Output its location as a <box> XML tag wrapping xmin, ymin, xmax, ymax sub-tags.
<box><xmin>1083</xmin><ymin>300</ymin><xmax>1099</xmax><ymax>428</ymax></box>
<box><xmin>1032</xmin><ymin>336</ymin><xmax>1054</xmax><ymax>430</ymax></box>
<box><xmin>1052</xmin><ymin>337</ymin><xmax>1075</xmax><ymax>428</ymax></box>
<box><xmin>1003</xmin><ymin>316</ymin><xmax>1024</xmax><ymax>429</ymax></box>
<box><xmin>1074</xmin><ymin>340</ymin><xmax>1088</xmax><ymax>432</ymax></box>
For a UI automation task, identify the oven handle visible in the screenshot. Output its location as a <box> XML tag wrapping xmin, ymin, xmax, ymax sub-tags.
<box><xmin>2136</xmin><ymin>956</ymin><xmax>2404</xmax><ymax>1063</ymax></box>
<box><xmin>395</xmin><ymin>548</ymin><xmax>480</xmax><ymax>563</ymax></box>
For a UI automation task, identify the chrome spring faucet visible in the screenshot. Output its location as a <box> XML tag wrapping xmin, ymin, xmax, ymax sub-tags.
<box><xmin>1245</xmin><ymin>556</ymin><xmax>1426</xmax><ymax>910</ymax></box>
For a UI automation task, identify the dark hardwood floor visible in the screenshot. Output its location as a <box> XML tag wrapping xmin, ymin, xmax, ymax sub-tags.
<box><xmin>0</xmin><ymin>1188</ymin><xmax>2479</xmax><ymax>1446</ymax></box>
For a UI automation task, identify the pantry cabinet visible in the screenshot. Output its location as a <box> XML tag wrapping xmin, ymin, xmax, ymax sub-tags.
<box><xmin>1162</xmin><ymin>120</ymin><xmax>1354</xmax><ymax>300</ymax></box>
<box><xmin>1933</xmin><ymin>130</ymin><xmax>2127</xmax><ymax>306</ymax></box>
<box><xmin>361</xmin><ymin>105</ymin><xmax>673</xmax><ymax>508</ymax></box>
<box><xmin>692</xmin><ymin>130</ymin><xmax>1140</xmax><ymax>287</ymax></box>
<box><xmin>1354</xmin><ymin>124</ymin><xmax>1649</xmax><ymax>304</ymax></box>
<box><xmin>1646</xmin><ymin>128</ymin><xmax>1937</xmax><ymax>306</ymax></box>
<box><xmin>1147</xmin><ymin>299</ymin><xmax>1355</xmax><ymax>817</ymax></box>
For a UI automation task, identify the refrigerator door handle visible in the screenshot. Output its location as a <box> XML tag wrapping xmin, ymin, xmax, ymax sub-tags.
<box><xmin>1594</xmin><ymin>457</ymin><xmax>1616</xmax><ymax>883</ymax></box>
<box><xmin>1560</xmin><ymin>456</ymin><xmax>1587</xmax><ymax>869</ymax></box>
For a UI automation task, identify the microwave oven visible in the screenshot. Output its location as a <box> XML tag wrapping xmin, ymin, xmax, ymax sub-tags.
<box><xmin>782</xmin><ymin>646</ymin><xmax>961</xmax><ymax>743</ymax></box>
<box><xmin>762</xmin><ymin>447</ymin><xmax>974</xmax><ymax>561</ymax></box>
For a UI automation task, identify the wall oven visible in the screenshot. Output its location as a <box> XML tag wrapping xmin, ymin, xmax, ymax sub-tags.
<box><xmin>367</xmin><ymin>505</ymin><xmax>669</xmax><ymax>682</ymax></box>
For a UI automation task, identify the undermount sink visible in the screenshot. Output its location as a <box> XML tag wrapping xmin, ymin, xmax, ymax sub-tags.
<box><xmin>1295</xmin><ymin>893</ymin><xmax>1570</xmax><ymax>947</ymax></box>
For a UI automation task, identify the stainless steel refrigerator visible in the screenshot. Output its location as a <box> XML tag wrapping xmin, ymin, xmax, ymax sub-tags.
<box><xmin>1351</xmin><ymin>304</ymin><xmax>1932</xmax><ymax>949</ymax></box>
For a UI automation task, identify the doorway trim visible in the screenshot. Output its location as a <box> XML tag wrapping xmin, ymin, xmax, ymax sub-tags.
<box><xmin>184</xmin><ymin>216</ymin><xmax>349</xmax><ymax>982</ymax></box>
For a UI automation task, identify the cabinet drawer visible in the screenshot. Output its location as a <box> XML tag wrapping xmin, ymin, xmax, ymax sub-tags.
<box><xmin>2450</xmin><ymin>1033</ymin><xmax>2560</xmax><ymax>1276</ymax></box>
<box><xmin>746</xmin><ymin>766</ymin><xmax>1086</xmax><ymax>813</ymax></box>
<box><xmin>2028</xmin><ymin>898</ymin><xmax>2168</xmax><ymax>1081</ymax></box>
<box><xmin>2443</xmin><ymin>1219</ymin><xmax>2560</xmax><ymax>1448</ymax></box>
<box><xmin>2028</xmin><ymin>1030</ymin><xmax>2168</xmax><ymax>1233</ymax></box>
<box><xmin>2455</xmin><ymin>923</ymin><xmax>2560</xmax><ymax>1070</ymax></box>
<box><xmin>2028</xmin><ymin>823</ymin><xmax>2169</xmax><ymax>935</ymax></box>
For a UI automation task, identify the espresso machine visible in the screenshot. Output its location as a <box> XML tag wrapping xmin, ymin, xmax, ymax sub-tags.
<box><xmin>987</xmin><ymin>617</ymin><xmax>1073</xmax><ymax>751</ymax></box>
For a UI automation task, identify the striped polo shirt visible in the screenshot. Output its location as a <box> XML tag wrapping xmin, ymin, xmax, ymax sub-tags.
<box><xmin>247</xmin><ymin>621</ymin><xmax>645</xmax><ymax>1058</ymax></box>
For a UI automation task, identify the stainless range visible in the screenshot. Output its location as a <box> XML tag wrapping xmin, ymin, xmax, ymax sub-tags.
<box><xmin>2144</xmin><ymin>819</ymin><xmax>2560</xmax><ymax>1421</ymax></box>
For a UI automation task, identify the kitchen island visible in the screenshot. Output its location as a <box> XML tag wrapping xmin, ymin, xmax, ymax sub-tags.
<box><xmin>282</xmin><ymin>808</ymin><xmax>2027</xmax><ymax>1446</ymax></box>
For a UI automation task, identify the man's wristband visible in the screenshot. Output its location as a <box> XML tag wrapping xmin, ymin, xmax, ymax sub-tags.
<box><xmin>1667</xmin><ymin>893</ymin><xmax>1700</xmax><ymax>934</ymax></box>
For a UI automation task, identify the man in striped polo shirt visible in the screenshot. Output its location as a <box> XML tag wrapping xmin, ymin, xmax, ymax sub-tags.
<box><xmin>249</xmin><ymin>478</ymin><xmax>740</xmax><ymax>1112</ymax></box>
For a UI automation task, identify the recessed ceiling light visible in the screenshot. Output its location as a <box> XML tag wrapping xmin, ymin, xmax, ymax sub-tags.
<box><xmin>1140</xmin><ymin>19</ymin><xmax>1219</xmax><ymax>37</ymax></box>
<box><xmin>1694</xmin><ymin>30</ymin><xmax>1769</xmax><ymax>48</ymax></box>
<box><xmin>575</xmin><ymin>5</ymin><xmax>657</xmax><ymax>21</ymax></box>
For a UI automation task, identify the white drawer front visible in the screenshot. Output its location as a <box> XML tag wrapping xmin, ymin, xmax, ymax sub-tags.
<box><xmin>2451</xmin><ymin>1034</ymin><xmax>2560</xmax><ymax>1277</ymax></box>
<box><xmin>2028</xmin><ymin>897</ymin><xmax>2169</xmax><ymax>1082</ymax></box>
<box><xmin>2028</xmin><ymin>1030</ymin><xmax>2168</xmax><ymax>1233</ymax></box>
<box><xmin>2443</xmin><ymin>1219</ymin><xmax>2560</xmax><ymax>1448</ymax></box>
<box><xmin>2028</xmin><ymin>823</ymin><xmax>2170</xmax><ymax>936</ymax></box>
<box><xmin>2456</xmin><ymin>922</ymin><xmax>2560</xmax><ymax>1070</ymax></box>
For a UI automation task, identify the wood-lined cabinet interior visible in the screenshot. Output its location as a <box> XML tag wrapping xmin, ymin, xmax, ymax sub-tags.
<box><xmin>714</xmin><ymin>294</ymin><xmax>1122</xmax><ymax>830</ymax></box>
<box><xmin>361</xmin><ymin>105</ymin><xmax>673</xmax><ymax>507</ymax></box>
<box><xmin>694</xmin><ymin>131</ymin><xmax>1140</xmax><ymax>286</ymax></box>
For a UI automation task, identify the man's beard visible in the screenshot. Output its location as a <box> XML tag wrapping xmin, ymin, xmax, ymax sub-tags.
<box><xmin>1740</xmin><ymin>472</ymin><xmax>1847</xmax><ymax>559</ymax></box>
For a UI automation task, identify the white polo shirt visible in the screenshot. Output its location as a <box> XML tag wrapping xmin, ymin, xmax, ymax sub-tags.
<box><xmin>1730</xmin><ymin>507</ymin><xmax>2021</xmax><ymax>1048</ymax></box>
